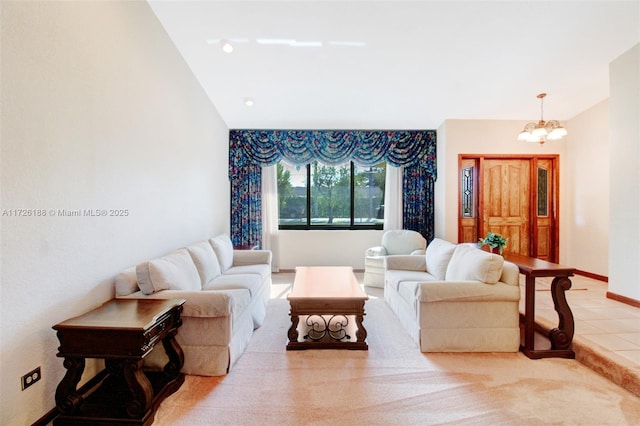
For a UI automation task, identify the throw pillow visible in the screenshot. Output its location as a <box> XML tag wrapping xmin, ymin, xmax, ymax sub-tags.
<box><xmin>115</xmin><ymin>266</ymin><xmax>138</xmax><ymax>296</ymax></box>
<box><xmin>425</xmin><ymin>238</ymin><xmax>457</xmax><ymax>280</ymax></box>
<box><xmin>136</xmin><ymin>248</ymin><xmax>201</xmax><ymax>295</ymax></box>
<box><xmin>445</xmin><ymin>244</ymin><xmax>504</xmax><ymax>284</ymax></box>
<box><xmin>209</xmin><ymin>234</ymin><xmax>234</xmax><ymax>272</ymax></box>
<box><xmin>186</xmin><ymin>241</ymin><xmax>222</xmax><ymax>286</ymax></box>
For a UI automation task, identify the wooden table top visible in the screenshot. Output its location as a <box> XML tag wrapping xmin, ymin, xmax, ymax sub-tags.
<box><xmin>53</xmin><ymin>298</ymin><xmax>186</xmax><ymax>331</ymax></box>
<box><xmin>288</xmin><ymin>266</ymin><xmax>368</xmax><ymax>301</ymax></box>
<box><xmin>502</xmin><ymin>252</ymin><xmax>575</xmax><ymax>277</ymax></box>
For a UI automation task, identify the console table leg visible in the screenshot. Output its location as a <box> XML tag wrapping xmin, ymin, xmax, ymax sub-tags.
<box><xmin>549</xmin><ymin>276</ymin><xmax>575</xmax><ymax>350</ymax></box>
<box><xmin>55</xmin><ymin>357</ymin><xmax>85</xmax><ymax>414</ymax></box>
<box><xmin>122</xmin><ymin>359</ymin><xmax>153</xmax><ymax>418</ymax></box>
<box><xmin>523</xmin><ymin>275</ymin><xmax>536</xmax><ymax>352</ymax></box>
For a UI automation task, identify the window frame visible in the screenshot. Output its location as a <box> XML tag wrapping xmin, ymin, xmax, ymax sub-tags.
<box><xmin>278</xmin><ymin>161</ymin><xmax>384</xmax><ymax>231</ymax></box>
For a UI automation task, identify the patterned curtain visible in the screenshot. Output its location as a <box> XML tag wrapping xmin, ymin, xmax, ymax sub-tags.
<box><xmin>229</xmin><ymin>130</ymin><xmax>437</xmax><ymax>247</ymax></box>
<box><xmin>403</xmin><ymin>163</ymin><xmax>435</xmax><ymax>242</ymax></box>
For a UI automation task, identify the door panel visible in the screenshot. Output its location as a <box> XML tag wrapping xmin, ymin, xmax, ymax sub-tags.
<box><xmin>533</xmin><ymin>158</ymin><xmax>556</xmax><ymax>261</ymax></box>
<box><xmin>459</xmin><ymin>159</ymin><xmax>478</xmax><ymax>242</ymax></box>
<box><xmin>458</xmin><ymin>155</ymin><xmax>559</xmax><ymax>261</ymax></box>
<box><xmin>482</xmin><ymin>159</ymin><xmax>530</xmax><ymax>256</ymax></box>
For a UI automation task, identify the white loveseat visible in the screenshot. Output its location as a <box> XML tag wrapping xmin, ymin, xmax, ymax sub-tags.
<box><xmin>384</xmin><ymin>238</ymin><xmax>521</xmax><ymax>352</ymax></box>
<box><xmin>115</xmin><ymin>234</ymin><xmax>271</xmax><ymax>376</ymax></box>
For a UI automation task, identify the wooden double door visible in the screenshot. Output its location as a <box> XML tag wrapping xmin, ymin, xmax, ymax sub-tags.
<box><xmin>459</xmin><ymin>155</ymin><xmax>559</xmax><ymax>262</ymax></box>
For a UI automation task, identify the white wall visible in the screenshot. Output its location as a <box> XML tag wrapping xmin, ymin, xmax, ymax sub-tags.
<box><xmin>278</xmin><ymin>230</ymin><xmax>382</xmax><ymax>270</ymax></box>
<box><xmin>564</xmin><ymin>100</ymin><xmax>610</xmax><ymax>276</ymax></box>
<box><xmin>0</xmin><ymin>2</ymin><xmax>229</xmax><ymax>424</ymax></box>
<box><xmin>434</xmin><ymin>121</ymin><xmax>447</xmax><ymax>239</ymax></box>
<box><xmin>609</xmin><ymin>43</ymin><xmax>640</xmax><ymax>301</ymax></box>
<box><xmin>438</xmin><ymin>120</ymin><xmax>571</xmax><ymax>264</ymax></box>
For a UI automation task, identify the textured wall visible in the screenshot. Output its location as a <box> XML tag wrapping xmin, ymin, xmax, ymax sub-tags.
<box><xmin>609</xmin><ymin>43</ymin><xmax>640</xmax><ymax>300</ymax></box>
<box><xmin>0</xmin><ymin>1</ymin><xmax>229</xmax><ymax>424</ymax></box>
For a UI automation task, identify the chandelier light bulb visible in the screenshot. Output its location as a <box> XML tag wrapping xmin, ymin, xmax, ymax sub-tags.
<box><xmin>517</xmin><ymin>93</ymin><xmax>567</xmax><ymax>145</ymax></box>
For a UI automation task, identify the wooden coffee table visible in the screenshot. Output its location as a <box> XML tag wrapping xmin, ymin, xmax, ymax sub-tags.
<box><xmin>287</xmin><ymin>266</ymin><xmax>368</xmax><ymax>350</ymax></box>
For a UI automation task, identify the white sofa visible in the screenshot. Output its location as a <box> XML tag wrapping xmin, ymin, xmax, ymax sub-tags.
<box><xmin>384</xmin><ymin>238</ymin><xmax>521</xmax><ymax>352</ymax></box>
<box><xmin>115</xmin><ymin>234</ymin><xmax>271</xmax><ymax>376</ymax></box>
<box><xmin>364</xmin><ymin>229</ymin><xmax>427</xmax><ymax>288</ymax></box>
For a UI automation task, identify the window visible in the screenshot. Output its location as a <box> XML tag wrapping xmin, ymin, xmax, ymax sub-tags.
<box><xmin>277</xmin><ymin>161</ymin><xmax>386</xmax><ymax>229</ymax></box>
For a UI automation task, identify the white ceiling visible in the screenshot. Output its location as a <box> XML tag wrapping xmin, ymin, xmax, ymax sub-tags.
<box><xmin>148</xmin><ymin>1</ymin><xmax>640</xmax><ymax>130</ymax></box>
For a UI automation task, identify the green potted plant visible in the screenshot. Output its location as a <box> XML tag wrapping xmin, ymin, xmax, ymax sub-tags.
<box><xmin>478</xmin><ymin>232</ymin><xmax>508</xmax><ymax>255</ymax></box>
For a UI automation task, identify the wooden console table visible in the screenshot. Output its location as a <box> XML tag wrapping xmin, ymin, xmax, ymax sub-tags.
<box><xmin>52</xmin><ymin>298</ymin><xmax>186</xmax><ymax>425</ymax></box>
<box><xmin>503</xmin><ymin>252</ymin><xmax>576</xmax><ymax>359</ymax></box>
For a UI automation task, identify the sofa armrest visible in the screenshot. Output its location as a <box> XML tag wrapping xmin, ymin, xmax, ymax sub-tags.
<box><xmin>385</xmin><ymin>255</ymin><xmax>427</xmax><ymax>271</ymax></box>
<box><xmin>117</xmin><ymin>289</ymin><xmax>234</xmax><ymax>318</ymax></box>
<box><xmin>418</xmin><ymin>280</ymin><xmax>521</xmax><ymax>303</ymax></box>
<box><xmin>233</xmin><ymin>249</ymin><xmax>272</xmax><ymax>266</ymax></box>
<box><xmin>365</xmin><ymin>246</ymin><xmax>387</xmax><ymax>257</ymax></box>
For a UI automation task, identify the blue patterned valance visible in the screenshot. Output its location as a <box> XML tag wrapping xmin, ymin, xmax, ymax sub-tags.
<box><xmin>228</xmin><ymin>129</ymin><xmax>437</xmax><ymax>249</ymax></box>
<box><xmin>229</xmin><ymin>129</ymin><xmax>436</xmax><ymax>177</ymax></box>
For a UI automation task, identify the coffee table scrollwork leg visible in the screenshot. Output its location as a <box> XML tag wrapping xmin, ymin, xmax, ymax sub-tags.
<box><xmin>355</xmin><ymin>302</ymin><xmax>368</xmax><ymax>343</ymax></box>
<box><xmin>549</xmin><ymin>276</ymin><xmax>575</xmax><ymax>350</ymax></box>
<box><xmin>55</xmin><ymin>357</ymin><xmax>85</xmax><ymax>414</ymax></box>
<box><xmin>288</xmin><ymin>311</ymin><xmax>299</xmax><ymax>344</ymax></box>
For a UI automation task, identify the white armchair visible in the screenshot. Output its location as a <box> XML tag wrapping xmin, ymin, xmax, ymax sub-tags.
<box><xmin>363</xmin><ymin>229</ymin><xmax>427</xmax><ymax>287</ymax></box>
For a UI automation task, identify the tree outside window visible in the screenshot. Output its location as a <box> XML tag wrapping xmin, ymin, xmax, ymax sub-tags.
<box><xmin>277</xmin><ymin>161</ymin><xmax>385</xmax><ymax>229</ymax></box>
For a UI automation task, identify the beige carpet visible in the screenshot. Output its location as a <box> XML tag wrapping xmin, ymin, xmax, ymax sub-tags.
<box><xmin>154</xmin><ymin>298</ymin><xmax>640</xmax><ymax>425</ymax></box>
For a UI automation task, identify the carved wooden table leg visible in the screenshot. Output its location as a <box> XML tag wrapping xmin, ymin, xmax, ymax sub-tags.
<box><xmin>55</xmin><ymin>357</ymin><xmax>85</xmax><ymax>414</ymax></box>
<box><xmin>287</xmin><ymin>309</ymin><xmax>300</xmax><ymax>346</ymax></box>
<box><xmin>355</xmin><ymin>302</ymin><xmax>368</xmax><ymax>344</ymax></box>
<box><xmin>523</xmin><ymin>275</ymin><xmax>537</xmax><ymax>353</ymax></box>
<box><xmin>122</xmin><ymin>359</ymin><xmax>153</xmax><ymax>418</ymax></box>
<box><xmin>505</xmin><ymin>252</ymin><xmax>576</xmax><ymax>359</ymax></box>
<box><xmin>549</xmin><ymin>276</ymin><xmax>575</xmax><ymax>350</ymax></box>
<box><xmin>162</xmin><ymin>329</ymin><xmax>184</xmax><ymax>378</ymax></box>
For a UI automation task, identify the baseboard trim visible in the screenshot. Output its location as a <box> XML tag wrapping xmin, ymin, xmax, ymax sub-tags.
<box><xmin>574</xmin><ymin>270</ymin><xmax>608</xmax><ymax>282</ymax></box>
<box><xmin>606</xmin><ymin>291</ymin><xmax>640</xmax><ymax>308</ymax></box>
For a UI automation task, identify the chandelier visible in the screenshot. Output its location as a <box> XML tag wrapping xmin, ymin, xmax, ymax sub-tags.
<box><xmin>517</xmin><ymin>93</ymin><xmax>567</xmax><ymax>145</ymax></box>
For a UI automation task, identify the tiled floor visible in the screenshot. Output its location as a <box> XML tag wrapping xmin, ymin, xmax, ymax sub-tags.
<box><xmin>522</xmin><ymin>273</ymin><xmax>640</xmax><ymax>391</ymax></box>
<box><xmin>272</xmin><ymin>271</ymin><xmax>640</xmax><ymax>395</ymax></box>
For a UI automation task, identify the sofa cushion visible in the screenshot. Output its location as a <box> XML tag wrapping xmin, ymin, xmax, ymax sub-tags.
<box><xmin>385</xmin><ymin>269</ymin><xmax>435</xmax><ymax>292</ymax></box>
<box><xmin>202</xmin><ymin>273</ymin><xmax>264</xmax><ymax>298</ymax></box>
<box><xmin>136</xmin><ymin>248</ymin><xmax>201</xmax><ymax>295</ymax></box>
<box><xmin>445</xmin><ymin>244</ymin><xmax>504</xmax><ymax>284</ymax></box>
<box><xmin>425</xmin><ymin>238</ymin><xmax>457</xmax><ymax>280</ymax></box>
<box><xmin>210</xmin><ymin>234</ymin><xmax>234</xmax><ymax>272</ymax></box>
<box><xmin>115</xmin><ymin>267</ymin><xmax>138</xmax><ymax>296</ymax></box>
<box><xmin>418</xmin><ymin>281</ymin><xmax>521</xmax><ymax>303</ymax></box>
<box><xmin>187</xmin><ymin>241</ymin><xmax>222</xmax><ymax>286</ymax></box>
<box><xmin>225</xmin><ymin>263</ymin><xmax>271</xmax><ymax>284</ymax></box>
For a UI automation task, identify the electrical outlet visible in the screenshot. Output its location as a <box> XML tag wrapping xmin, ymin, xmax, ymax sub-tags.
<box><xmin>21</xmin><ymin>366</ymin><xmax>41</xmax><ymax>391</ymax></box>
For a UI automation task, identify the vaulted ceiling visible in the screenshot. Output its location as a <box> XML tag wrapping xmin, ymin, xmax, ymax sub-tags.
<box><xmin>148</xmin><ymin>1</ymin><xmax>640</xmax><ymax>130</ymax></box>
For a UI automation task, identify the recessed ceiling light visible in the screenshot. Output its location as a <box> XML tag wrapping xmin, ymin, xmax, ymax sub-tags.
<box><xmin>244</xmin><ymin>98</ymin><xmax>254</xmax><ymax>107</ymax></box>
<box><xmin>221</xmin><ymin>40</ymin><xmax>233</xmax><ymax>53</ymax></box>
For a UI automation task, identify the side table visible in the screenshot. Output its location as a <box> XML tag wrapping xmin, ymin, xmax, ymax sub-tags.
<box><xmin>503</xmin><ymin>252</ymin><xmax>576</xmax><ymax>359</ymax></box>
<box><xmin>52</xmin><ymin>298</ymin><xmax>186</xmax><ymax>426</ymax></box>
